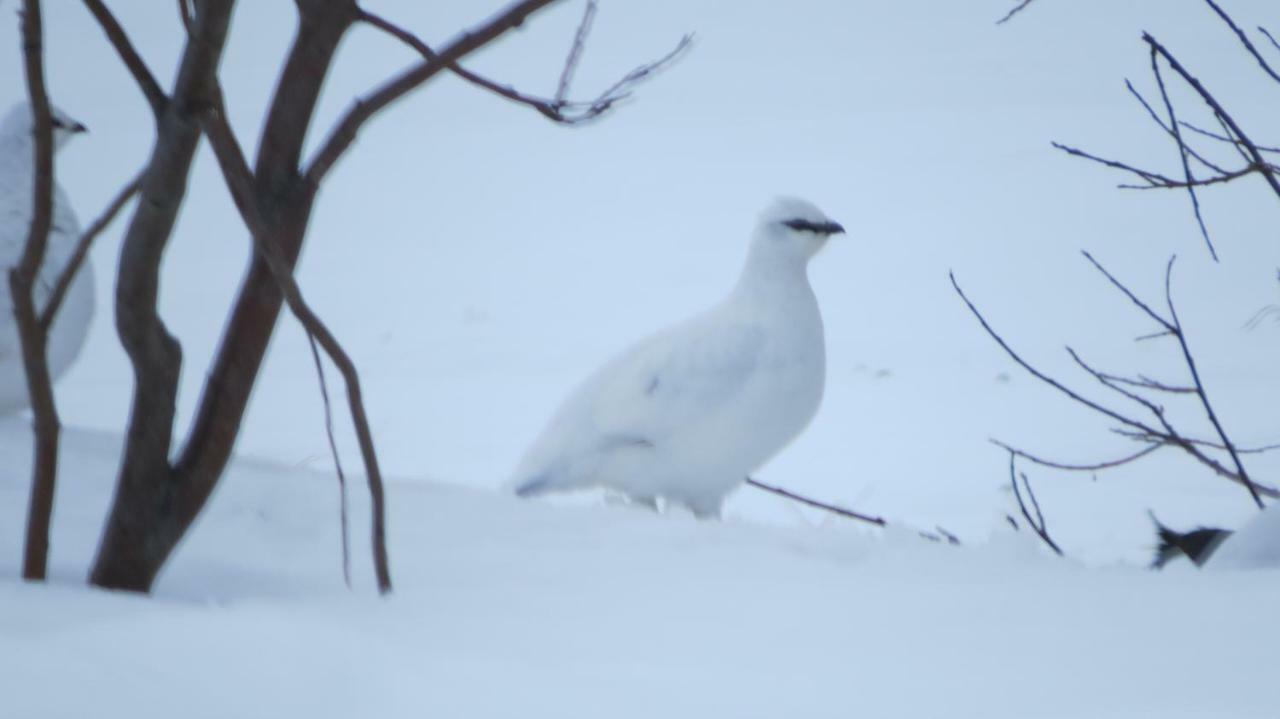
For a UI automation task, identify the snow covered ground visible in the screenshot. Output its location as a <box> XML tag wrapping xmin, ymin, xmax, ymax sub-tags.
<box><xmin>2</xmin><ymin>0</ymin><xmax>1279</xmax><ymax>716</ymax></box>
<box><xmin>2</xmin><ymin>420</ymin><xmax>1278</xmax><ymax>719</ymax></box>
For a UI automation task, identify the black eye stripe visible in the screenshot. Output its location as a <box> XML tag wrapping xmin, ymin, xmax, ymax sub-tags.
<box><xmin>781</xmin><ymin>218</ymin><xmax>844</xmax><ymax>234</ymax></box>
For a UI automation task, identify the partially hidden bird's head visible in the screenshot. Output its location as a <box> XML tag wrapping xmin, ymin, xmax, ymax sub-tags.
<box><xmin>756</xmin><ymin>197</ymin><xmax>845</xmax><ymax>262</ymax></box>
<box><xmin>1</xmin><ymin>102</ymin><xmax>88</xmax><ymax>152</ymax></box>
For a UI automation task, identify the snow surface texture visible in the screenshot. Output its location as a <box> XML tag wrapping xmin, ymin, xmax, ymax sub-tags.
<box><xmin>512</xmin><ymin>198</ymin><xmax>843</xmax><ymax>517</ymax></box>
<box><xmin>2</xmin><ymin>421</ymin><xmax>1278</xmax><ymax>719</ymax></box>
<box><xmin>0</xmin><ymin>102</ymin><xmax>94</xmax><ymax>413</ymax></box>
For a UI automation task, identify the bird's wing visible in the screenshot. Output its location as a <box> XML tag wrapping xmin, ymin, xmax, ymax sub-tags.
<box><xmin>582</xmin><ymin>311</ymin><xmax>768</xmax><ymax>445</ymax></box>
<box><xmin>510</xmin><ymin>309</ymin><xmax>768</xmax><ymax>492</ymax></box>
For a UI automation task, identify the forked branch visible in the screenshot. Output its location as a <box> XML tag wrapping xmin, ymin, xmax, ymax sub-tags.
<box><xmin>1050</xmin><ymin>2</ymin><xmax>1280</xmax><ymax>260</ymax></box>
<box><xmin>198</xmin><ymin>91</ymin><xmax>392</xmax><ymax>593</ymax></box>
<box><xmin>41</xmin><ymin>171</ymin><xmax>143</xmax><ymax>331</ymax></box>
<box><xmin>1007</xmin><ymin>453</ymin><xmax>1064</xmax><ymax>556</ymax></box>
<box><xmin>952</xmin><ymin>261</ymin><xmax>1276</xmax><ymax>506</ymax></box>
<box><xmin>359</xmin><ymin>2</ymin><xmax>691</xmax><ymax>127</ymax></box>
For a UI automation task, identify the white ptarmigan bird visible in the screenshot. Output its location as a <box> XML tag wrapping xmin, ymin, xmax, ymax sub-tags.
<box><xmin>511</xmin><ymin>197</ymin><xmax>844</xmax><ymax>518</ymax></box>
<box><xmin>0</xmin><ymin>102</ymin><xmax>93</xmax><ymax>414</ymax></box>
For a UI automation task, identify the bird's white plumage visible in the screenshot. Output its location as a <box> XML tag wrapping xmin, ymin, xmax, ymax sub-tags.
<box><xmin>512</xmin><ymin>197</ymin><xmax>843</xmax><ymax>517</ymax></box>
<box><xmin>0</xmin><ymin>102</ymin><xmax>95</xmax><ymax>414</ymax></box>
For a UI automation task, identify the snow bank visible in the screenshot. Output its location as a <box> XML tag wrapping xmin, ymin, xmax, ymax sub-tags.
<box><xmin>1</xmin><ymin>421</ymin><xmax>1275</xmax><ymax>719</ymax></box>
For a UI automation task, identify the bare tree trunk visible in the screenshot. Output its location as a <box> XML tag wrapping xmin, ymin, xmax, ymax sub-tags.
<box><xmin>85</xmin><ymin>0</ymin><xmax>661</xmax><ymax>592</ymax></box>
<box><xmin>89</xmin><ymin>0</ymin><xmax>237</xmax><ymax>591</ymax></box>
<box><xmin>90</xmin><ymin>0</ymin><xmax>359</xmax><ymax>591</ymax></box>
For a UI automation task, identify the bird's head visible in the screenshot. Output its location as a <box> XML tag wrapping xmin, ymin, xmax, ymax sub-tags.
<box><xmin>1</xmin><ymin>102</ymin><xmax>88</xmax><ymax>152</ymax></box>
<box><xmin>756</xmin><ymin>197</ymin><xmax>845</xmax><ymax>261</ymax></box>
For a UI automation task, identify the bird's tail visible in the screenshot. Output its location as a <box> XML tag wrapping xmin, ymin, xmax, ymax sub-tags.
<box><xmin>512</xmin><ymin>473</ymin><xmax>555</xmax><ymax>498</ymax></box>
<box><xmin>1149</xmin><ymin>511</ymin><xmax>1232</xmax><ymax>569</ymax></box>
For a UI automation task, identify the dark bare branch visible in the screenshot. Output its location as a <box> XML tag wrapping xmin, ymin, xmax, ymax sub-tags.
<box><xmin>1149</xmin><ymin>45</ymin><xmax>1218</xmax><ymax>260</ymax></box>
<box><xmin>15</xmin><ymin>0</ymin><xmax>61</xmax><ymax>582</ymax></box>
<box><xmin>1179</xmin><ymin>121</ymin><xmax>1280</xmax><ymax>155</ymax></box>
<box><xmin>555</xmin><ymin>0</ymin><xmax>596</xmax><ymax>105</ymax></box>
<box><xmin>1066</xmin><ymin>347</ymin><xmax>1169</xmax><ymax>424</ymax></box>
<box><xmin>745</xmin><ymin>477</ymin><xmax>886</xmax><ymax>527</ymax></box>
<box><xmin>1144</xmin><ymin>32</ymin><xmax>1280</xmax><ymax>201</ymax></box>
<box><xmin>41</xmin><ymin>170</ymin><xmax>142</xmax><ymax>331</ymax></box>
<box><xmin>1125</xmin><ymin>79</ymin><xmax>1231</xmax><ymax>175</ymax></box>
<box><xmin>357</xmin><ymin>6</ymin><xmax>690</xmax><ymax>129</ymax></box>
<box><xmin>307</xmin><ymin>333</ymin><xmax>351</xmax><ymax>588</ymax></box>
<box><xmin>307</xmin><ymin>0</ymin><xmax>563</xmax><ymax>187</ymax></box>
<box><xmin>992</xmin><ymin>438</ymin><xmax>1162</xmax><ymax>472</ymax></box>
<box><xmin>950</xmin><ymin>271</ymin><xmax>1158</xmax><ymax>436</ymax></box>
<box><xmin>996</xmin><ymin>0</ymin><xmax>1036</xmax><ymax>25</ymax></box>
<box><xmin>1052</xmin><ymin>142</ymin><xmax>1176</xmax><ymax>186</ymax></box>
<box><xmin>1113</xmin><ymin>428</ymin><xmax>1280</xmax><ymax>457</ymax></box>
<box><xmin>1117</xmin><ymin>166</ymin><xmax>1259</xmax><ymax>191</ymax></box>
<box><xmin>1160</xmin><ymin>257</ymin><xmax>1264</xmax><ymax>508</ymax></box>
<box><xmin>1099</xmin><ymin>372</ymin><xmax>1195</xmax><ymax>395</ymax></box>
<box><xmin>1203</xmin><ymin>0</ymin><xmax>1280</xmax><ymax>85</ymax></box>
<box><xmin>197</xmin><ymin>87</ymin><xmax>392</xmax><ymax>592</ymax></box>
<box><xmin>1009</xmin><ymin>455</ymin><xmax>1064</xmax><ymax>556</ymax></box>
<box><xmin>1261</xmin><ymin>26</ymin><xmax>1280</xmax><ymax>56</ymax></box>
<box><xmin>1082</xmin><ymin>251</ymin><xmax>1175</xmax><ymax>330</ymax></box>
<box><xmin>956</xmin><ymin>263</ymin><xmax>1280</xmax><ymax>502</ymax></box>
<box><xmin>90</xmin><ymin>0</ymin><xmax>237</xmax><ymax>592</ymax></box>
<box><xmin>82</xmin><ymin>0</ymin><xmax>168</xmax><ymax>117</ymax></box>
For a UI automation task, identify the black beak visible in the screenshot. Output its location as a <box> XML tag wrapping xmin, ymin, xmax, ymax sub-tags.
<box><xmin>70</xmin><ymin>121</ymin><xmax>88</xmax><ymax>134</ymax></box>
<box><xmin>822</xmin><ymin>221</ymin><xmax>845</xmax><ymax>236</ymax></box>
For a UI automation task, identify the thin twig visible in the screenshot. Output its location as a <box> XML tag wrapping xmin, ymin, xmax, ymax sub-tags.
<box><xmin>954</xmin><ymin>266</ymin><xmax>1280</xmax><ymax>500</ymax></box>
<box><xmin>307</xmin><ymin>0</ymin><xmax>563</xmax><ymax>187</ymax></box>
<box><xmin>1113</xmin><ymin>428</ymin><xmax>1280</xmax><ymax>457</ymax></box>
<box><xmin>950</xmin><ymin>271</ymin><xmax>1160</xmax><ymax>437</ymax></box>
<box><xmin>1204</xmin><ymin>0</ymin><xmax>1280</xmax><ymax>85</ymax></box>
<box><xmin>1179</xmin><ymin>120</ymin><xmax>1280</xmax><ymax>154</ymax></box>
<box><xmin>81</xmin><ymin>0</ymin><xmax>168</xmax><ymax>117</ymax></box>
<box><xmin>1160</xmin><ymin>257</ymin><xmax>1264</xmax><ymax>508</ymax></box>
<box><xmin>1260</xmin><ymin>26</ymin><xmax>1280</xmax><ymax>57</ymax></box>
<box><xmin>308</xmin><ymin>333</ymin><xmax>351</xmax><ymax>589</ymax></box>
<box><xmin>1082</xmin><ymin>250</ymin><xmax>1174</xmax><ymax>330</ymax></box>
<box><xmin>1052</xmin><ymin>142</ymin><xmax>1177</xmax><ymax>186</ymax></box>
<box><xmin>1117</xmin><ymin>166</ymin><xmax>1258</xmax><ymax>190</ymax></box>
<box><xmin>1125</xmin><ymin>79</ymin><xmax>1230</xmax><ymax>175</ymax></box>
<box><xmin>41</xmin><ymin>170</ymin><xmax>142</xmax><ymax>330</ymax></box>
<box><xmin>1145</xmin><ymin>32</ymin><xmax>1280</xmax><ymax>201</ymax></box>
<box><xmin>357</xmin><ymin>7</ymin><xmax>690</xmax><ymax>128</ymax></box>
<box><xmin>199</xmin><ymin>89</ymin><xmax>393</xmax><ymax>593</ymax></box>
<box><xmin>555</xmin><ymin>0</ymin><xmax>596</xmax><ymax>105</ymax></box>
<box><xmin>745</xmin><ymin>477</ymin><xmax>886</xmax><ymax>526</ymax></box>
<box><xmin>1008</xmin><ymin>453</ymin><xmax>1064</xmax><ymax>556</ymax></box>
<box><xmin>1149</xmin><ymin>44</ymin><xmax>1218</xmax><ymax>260</ymax></box>
<box><xmin>996</xmin><ymin>0</ymin><xmax>1036</xmax><ymax>25</ymax></box>
<box><xmin>992</xmin><ymin>438</ymin><xmax>1162</xmax><ymax>472</ymax></box>
<box><xmin>1097</xmin><ymin>372</ymin><xmax>1195</xmax><ymax>395</ymax></box>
